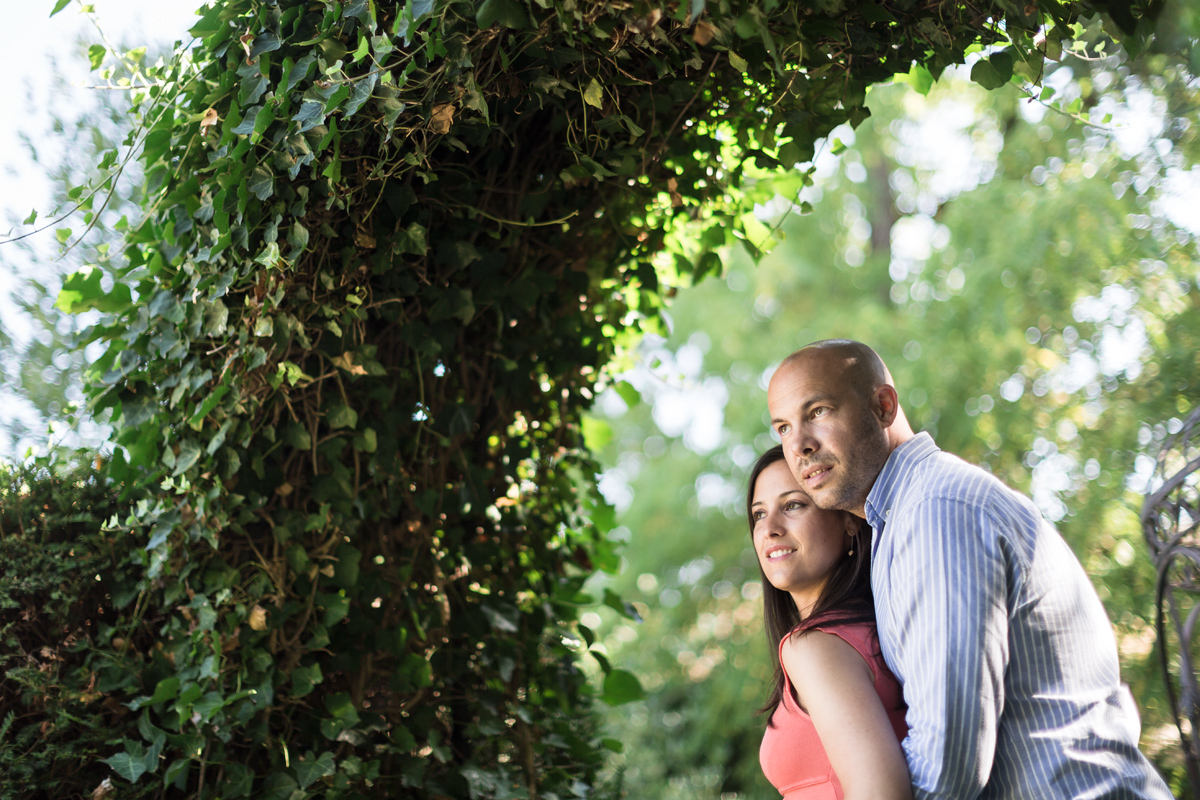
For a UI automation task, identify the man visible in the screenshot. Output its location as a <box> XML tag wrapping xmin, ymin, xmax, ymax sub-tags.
<box><xmin>766</xmin><ymin>339</ymin><xmax>1171</xmax><ymax>799</ymax></box>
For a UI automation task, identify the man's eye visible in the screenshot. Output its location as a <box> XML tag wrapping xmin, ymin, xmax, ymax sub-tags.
<box><xmin>812</xmin><ymin>407</ymin><xmax>826</xmax><ymax>418</ymax></box>
<box><xmin>777</xmin><ymin>424</ymin><xmax>790</xmax><ymax>435</ymax></box>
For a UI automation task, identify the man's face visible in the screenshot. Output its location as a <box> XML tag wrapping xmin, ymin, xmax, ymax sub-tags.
<box><xmin>766</xmin><ymin>353</ymin><xmax>890</xmax><ymax>516</ymax></box>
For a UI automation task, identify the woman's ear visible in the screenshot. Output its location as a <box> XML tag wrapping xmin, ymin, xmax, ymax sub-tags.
<box><xmin>843</xmin><ymin>513</ymin><xmax>859</xmax><ymax>538</ymax></box>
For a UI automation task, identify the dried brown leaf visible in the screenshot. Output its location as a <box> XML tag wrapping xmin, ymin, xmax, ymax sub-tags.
<box><xmin>248</xmin><ymin>605</ymin><xmax>268</xmax><ymax>631</ymax></box>
<box><xmin>667</xmin><ymin>177</ymin><xmax>683</xmax><ymax>207</ymax></box>
<box><xmin>430</xmin><ymin>103</ymin><xmax>455</xmax><ymax>134</ymax></box>
<box><xmin>693</xmin><ymin>20</ymin><xmax>716</xmax><ymax>46</ymax></box>
<box><xmin>629</xmin><ymin>8</ymin><xmax>663</xmax><ymax>35</ymax></box>
<box><xmin>200</xmin><ymin>107</ymin><xmax>220</xmax><ymax>137</ymax></box>
<box><xmin>92</xmin><ymin>778</ymin><xmax>115</xmax><ymax>800</ymax></box>
<box><xmin>332</xmin><ymin>352</ymin><xmax>369</xmax><ymax>376</ymax></box>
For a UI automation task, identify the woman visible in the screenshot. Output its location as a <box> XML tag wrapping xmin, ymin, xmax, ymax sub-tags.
<box><xmin>750</xmin><ymin>445</ymin><xmax>910</xmax><ymax>800</ymax></box>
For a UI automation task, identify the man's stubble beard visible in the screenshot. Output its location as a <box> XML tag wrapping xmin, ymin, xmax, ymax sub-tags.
<box><xmin>801</xmin><ymin>410</ymin><xmax>891</xmax><ymax>514</ymax></box>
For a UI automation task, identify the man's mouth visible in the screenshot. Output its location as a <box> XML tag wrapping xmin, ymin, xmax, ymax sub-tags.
<box><xmin>803</xmin><ymin>464</ymin><xmax>832</xmax><ymax>482</ymax></box>
<box><xmin>767</xmin><ymin>547</ymin><xmax>796</xmax><ymax>560</ymax></box>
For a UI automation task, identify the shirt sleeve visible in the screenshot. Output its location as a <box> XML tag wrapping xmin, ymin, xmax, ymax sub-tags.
<box><xmin>888</xmin><ymin>495</ymin><xmax>1010</xmax><ymax>800</ymax></box>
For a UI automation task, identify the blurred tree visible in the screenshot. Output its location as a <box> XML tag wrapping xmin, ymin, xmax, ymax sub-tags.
<box><xmin>584</xmin><ymin>39</ymin><xmax>1199</xmax><ymax>800</ymax></box>
<box><xmin>0</xmin><ymin>33</ymin><xmax>159</xmax><ymax>456</ymax></box>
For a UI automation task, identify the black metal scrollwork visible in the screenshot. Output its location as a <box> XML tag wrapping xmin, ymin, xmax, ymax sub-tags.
<box><xmin>1142</xmin><ymin>406</ymin><xmax>1200</xmax><ymax>795</ymax></box>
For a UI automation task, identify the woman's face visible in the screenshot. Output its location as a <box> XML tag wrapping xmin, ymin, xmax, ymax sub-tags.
<box><xmin>751</xmin><ymin>460</ymin><xmax>852</xmax><ymax>616</ymax></box>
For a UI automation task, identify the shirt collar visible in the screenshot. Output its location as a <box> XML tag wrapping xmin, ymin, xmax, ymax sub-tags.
<box><xmin>864</xmin><ymin>432</ymin><xmax>939</xmax><ymax>531</ymax></box>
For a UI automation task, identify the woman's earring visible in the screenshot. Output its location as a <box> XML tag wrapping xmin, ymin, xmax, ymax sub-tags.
<box><xmin>847</xmin><ymin>535</ymin><xmax>856</xmax><ymax>557</ymax></box>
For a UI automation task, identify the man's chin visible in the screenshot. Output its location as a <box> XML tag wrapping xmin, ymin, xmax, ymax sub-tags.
<box><xmin>807</xmin><ymin>483</ymin><xmax>845</xmax><ymax>512</ymax></box>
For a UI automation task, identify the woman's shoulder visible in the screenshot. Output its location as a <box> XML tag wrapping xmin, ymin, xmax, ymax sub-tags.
<box><xmin>779</xmin><ymin>625</ymin><xmax>877</xmax><ymax>708</ymax></box>
<box><xmin>777</xmin><ymin>623</ymin><xmax>873</xmax><ymax>671</ymax></box>
<box><xmin>781</xmin><ymin>624</ymin><xmax>875</xmax><ymax>674</ymax></box>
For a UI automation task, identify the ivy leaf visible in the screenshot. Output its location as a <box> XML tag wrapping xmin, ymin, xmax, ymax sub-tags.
<box><xmin>163</xmin><ymin>759</ymin><xmax>189</xmax><ymax>786</ymax></box>
<box><xmin>292</xmin><ymin>100</ymin><xmax>326</xmax><ymax>132</ymax></box>
<box><xmin>480</xmin><ymin>602</ymin><xmax>519</xmax><ymax>633</ymax></box>
<box><xmin>900</xmin><ymin>62</ymin><xmax>934</xmax><ymax>95</ymax></box>
<box><xmin>248</xmin><ymin>31</ymin><xmax>281</xmax><ymax>60</ymax></box>
<box><xmin>291</xmin><ymin>663</ymin><xmax>324</xmax><ymax>698</ymax></box>
<box><xmin>379</xmin><ymin>97</ymin><xmax>406</xmax><ymax>131</ymax></box>
<box><xmin>327</xmin><ymin>403</ymin><xmax>358</xmax><ymax>429</ymax></box>
<box><xmin>333</xmin><ymin>544</ymin><xmax>362</xmax><ymax>588</ymax></box>
<box><xmin>324</xmin><ymin>692</ymin><xmax>361</xmax><ymax>725</ymax></box>
<box><xmin>614</xmin><ymin>381</ymin><xmax>641</xmax><ymax>408</ymax></box>
<box><xmin>148</xmin><ymin>677</ymin><xmax>180</xmax><ymax>705</ymax></box>
<box><xmin>222</xmin><ymin>763</ymin><xmax>254</xmax><ymax>798</ymax></box>
<box><xmin>460</xmin><ymin>766</ymin><xmax>499</xmax><ymax>798</ymax></box>
<box><xmin>248</xmin><ymin>166</ymin><xmax>275</xmax><ymax>201</ymax></box>
<box><xmin>231</xmin><ymin>107</ymin><xmax>261</xmax><ymax>135</ymax></box>
<box><xmin>601</xmin><ymin>669</ymin><xmax>645</xmax><ymax>706</ymax></box>
<box><xmin>173</xmin><ymin>439</ymin><xmax>203</xmax><ymax>476</ymax></box>
<box><xmin>476</xmin><ymin>0</ymin><xmax>530</xmax><ymax>30</ymax></box>
<box><xmin>970</xmin><ymin>50</ymin><xmax>1013</xmax><ymax>90</ymax></box>
<box><xmin>604</xmin><ymin>588</ymin><xmax>641</xmax><ymax>621</ymax></box>
<box><xmin>343</xmin><ymin>72</ymin><xmax>379</xmax><ymax>118</ymax></box>
<box><xmin>581</xmin><ymin>416</ymin><xmax>612</xmax><ymax>450</ymax></box>
<box><xmin>203</xmin><ymin>300</ymin><xmax>229</xmax><ymax>336</ymax></box>
<box><xmin>287</xmin><ymin>222</ymin><xmax>310</xmax><ymax>251</ymax></box>
<box><xmin>55</xmin><ymin>267</ymin><xmax>133</xmax><ymax>314</ymax></box>
<box><xmin>102</xmin><ymin>747</ymin><xmax>148</xmax><ymax>783</ymax></box>
<box><xmin>353</xmin><ymin>427</ymin><xmax>377</xmax><ymax>452</ymax></box>
<box><xmin>583</xmin><ymin>78</ymin><xmax>603</xmax><ymax>109</ymax></box>
<box><xmin>189</xmin><ymin>386</ymin><xmax>229</xmax><ymax>425</ymax></box>
<box><xmin>295</xmin><ymin>752</ymin><xmax>336</xmax><ymax>789</ymax></box>
<box><xmin>88</xmin><ymin>44</ymin><xmax>106</xmax><ymax>70</ymax></box>
<box><xmin>50</xmin><ymin>0</ymin><xmax>72</xmax><ymax>16</ymax></box>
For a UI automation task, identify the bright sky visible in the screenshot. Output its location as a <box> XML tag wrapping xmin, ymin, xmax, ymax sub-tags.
<box><xmin>0</xmin><ymin>1</ymin><xmax>197</xmax><ymax>456</ymax></box>
<box><xmin>1</xmin><ymin>1</ymin><xmax>198</xmax><ymax>226</ymax></box>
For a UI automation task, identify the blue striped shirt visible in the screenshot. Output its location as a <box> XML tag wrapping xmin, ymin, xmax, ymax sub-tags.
<box><xmin>867</xmin><ymin>433</ymin><xmax>1171</xmax><ymax>799</ymax></box>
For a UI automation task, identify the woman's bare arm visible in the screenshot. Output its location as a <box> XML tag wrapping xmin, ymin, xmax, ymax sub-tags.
<box><xmin>781</xmin><ymin>630</ymin><xmax>912</xmax><ymax>800</ymax></box>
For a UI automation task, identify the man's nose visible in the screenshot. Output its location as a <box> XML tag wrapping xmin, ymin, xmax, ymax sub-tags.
<box><xmin>787</xmin><ymin>428</ymin><xmax>818</xmax><ymax>457</ymax></box>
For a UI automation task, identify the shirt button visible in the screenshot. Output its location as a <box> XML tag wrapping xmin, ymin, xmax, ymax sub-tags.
<box><xmin>885</xmin><ymin>509</ymin><xmax>891</xmax><ymax>518</ymax></box>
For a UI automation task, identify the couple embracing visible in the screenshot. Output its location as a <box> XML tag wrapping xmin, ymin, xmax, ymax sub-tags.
<box><xmin>746</xmin><ymin>340</ymin><xmax>1172</xmax><ymax>800</ymax></box>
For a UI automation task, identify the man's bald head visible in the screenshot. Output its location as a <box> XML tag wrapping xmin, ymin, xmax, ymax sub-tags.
<box><xmin>782</xmin><ymin>339</ymin><xmax>892</xmax><ymax>405</ymax></box>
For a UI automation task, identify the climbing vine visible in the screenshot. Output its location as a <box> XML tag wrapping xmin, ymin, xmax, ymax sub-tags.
<box><xmin>1</xmin><ymin>0</ymin><xmax>1169</xmax><ymax>797</ymax></box>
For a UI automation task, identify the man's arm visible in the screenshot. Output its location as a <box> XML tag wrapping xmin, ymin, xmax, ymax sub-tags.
<box><xmin>888</xmin><ymin>495</ymin><xmax>1010</xmax><ymax>800</ymax></box>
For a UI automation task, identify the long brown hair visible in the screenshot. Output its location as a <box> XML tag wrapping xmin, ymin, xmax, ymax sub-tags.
<box><xmin>746</xmin><ymin>445</ymin><xmax>875</xmax><ymax>722</ymax></box>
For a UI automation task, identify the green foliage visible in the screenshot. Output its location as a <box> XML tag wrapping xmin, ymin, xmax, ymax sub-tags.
<box><xmin>31</xmin><ymin>0</ymin><xmax>1181</xmax><ymax>798</ymax></box>
<box><xmin>0</xmin><ymin>453</ymin><xmax>144</xmax><ymax>800</ymax></box>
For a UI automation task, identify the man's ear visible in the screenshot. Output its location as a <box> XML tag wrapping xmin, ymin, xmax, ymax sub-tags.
<box><xmin>872</xmin><ymin>385</ymin><xmax>899</xmax><ymax>427</ymax></box>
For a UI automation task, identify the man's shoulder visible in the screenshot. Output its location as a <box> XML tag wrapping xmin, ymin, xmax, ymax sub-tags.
<box><xmin>894</xmin><ymin>449</ymin><xmax>1036</xmax><ymax>522</ymax></box>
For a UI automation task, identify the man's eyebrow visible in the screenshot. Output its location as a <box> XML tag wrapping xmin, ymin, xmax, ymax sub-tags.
<box><xmin>801</xmin><ymin>393</ymin><xmax>836</xmax><ymax>410</ymax></box>
<box><xmin>771</xmin><ymin>394</ymin><xmax>836</xmax><ymax>424</ymax></box>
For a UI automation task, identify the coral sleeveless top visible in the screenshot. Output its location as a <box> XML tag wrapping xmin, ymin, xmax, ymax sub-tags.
<box><xmin>759</xmin><ymin>622</ymin><xmax>908</xmax><ymax>800</ymax></box>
